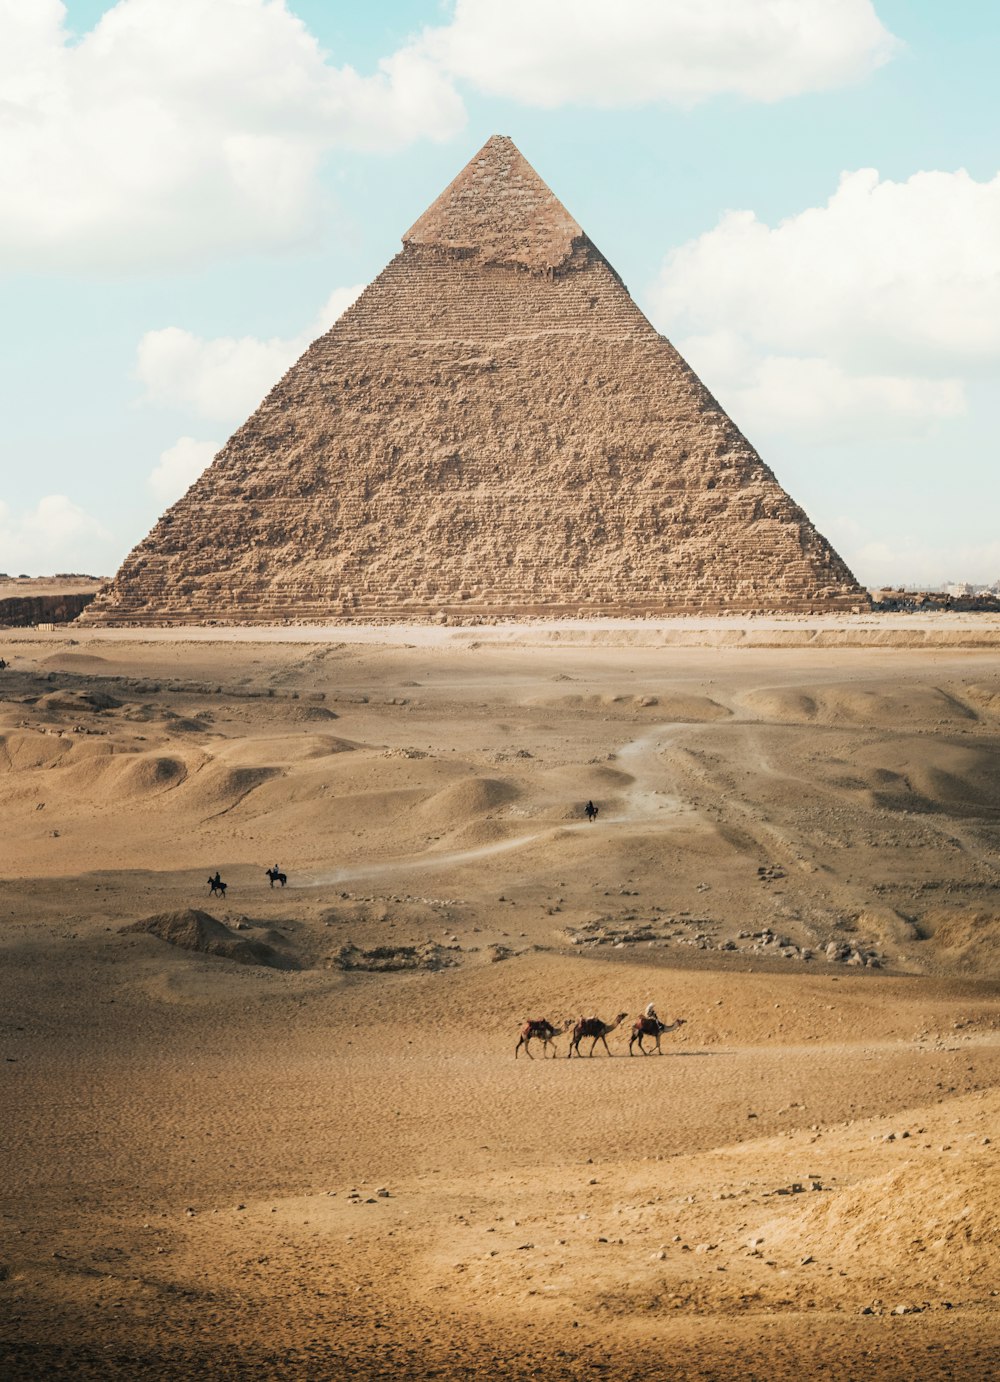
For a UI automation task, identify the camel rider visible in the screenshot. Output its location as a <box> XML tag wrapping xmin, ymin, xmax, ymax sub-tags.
<box><xmin>644</xmin><ymin>1002</ymin><xmax>661</xmax><ymax>1026</ymax></box>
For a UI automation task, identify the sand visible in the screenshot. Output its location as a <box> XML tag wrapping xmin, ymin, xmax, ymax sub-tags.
<box><xmin>1</xmin><ymin>620</ymin><xmax>999</xmax><ymax>1379</ymax></box>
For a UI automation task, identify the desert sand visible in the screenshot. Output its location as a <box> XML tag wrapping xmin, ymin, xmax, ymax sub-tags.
<box><xmin>2</xmin><ymin>619</ymin><xmax>999</xmax><ymax>1379</ymax></box>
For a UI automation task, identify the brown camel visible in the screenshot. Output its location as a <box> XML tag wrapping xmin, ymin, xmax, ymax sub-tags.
<box><xmin>628</xmin><ymin>1014</ymin><xmax>686</xmax><ymax>1055</ymax></box>
<box><xmin>515</xmin><ymin>1018</ymin><xmax>571</xmax><ymax>1060</ymax></box>
<box><xmin>568</xmin><ymin>1012</ymin><xmax>629</xmax><ymax>1058</ymax></box>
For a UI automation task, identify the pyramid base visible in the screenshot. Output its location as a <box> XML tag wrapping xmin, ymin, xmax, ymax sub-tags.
<box><xmin>80</xmin><ymin>593</ymin><xmax>869</xmax><ymax>627</ymax></box>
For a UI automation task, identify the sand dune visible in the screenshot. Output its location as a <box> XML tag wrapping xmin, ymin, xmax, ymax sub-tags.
<box><xmin>1</xmin><ymin>624</ymin><xmax>999</xmax><ymax>1379</ymax></box>
<box><xmin>738</xmin><ymin>681</ymin><xmax>980</xmax><ymax>728</ymax></box>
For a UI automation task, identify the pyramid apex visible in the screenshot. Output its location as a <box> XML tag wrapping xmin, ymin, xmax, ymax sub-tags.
<box><xmin>403</xmin><ymin>135</ymin><xmax>586</xmax><ymax>273</ymax></box>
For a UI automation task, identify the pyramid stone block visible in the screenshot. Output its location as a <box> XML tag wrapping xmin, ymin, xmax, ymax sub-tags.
<box><xmin>83</xmin><ymin>136</ymin><xmax>865</xmax><ymax>625</ymax></box>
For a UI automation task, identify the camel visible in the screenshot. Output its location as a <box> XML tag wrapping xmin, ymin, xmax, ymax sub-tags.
<box><xmin>515</xmin><ymin>1018</ymin><xmax>571</xmax><ymax>1060</ymax></box>
<box><xmin>628</xmin><ymin>1014</ymin><xmax>686</xmax><ymax>1055</ymax></box>
<box><xmin>568</xmin><ymin>1012</ymin><xmax>628</xmax><ymax>1058</ymax></box>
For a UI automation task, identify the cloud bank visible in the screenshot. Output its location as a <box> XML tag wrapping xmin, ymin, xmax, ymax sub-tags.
<box><xmin>0</xmin><ymin>0</ymin><xmax>463</xmax><ymax>269</ymax></box>
<box><xmin>651</xmin><ymin>168</ymin><xmax>1000</xmax><ymax>440</ymax></box>
<box><xmin>0</xmin><ymin>1</ymin><xmax>901</xmax><ymax>270</ymax></box>
<box><xmin>148</xmin><ymin>437</ymin><xmax>219</xmax><ymax>507</ymax></box>
<box><xmin>423</xmin><ymin>0</ymin><xmax>897</xmax><ymax>107</ymax></box>
<box><xmin>136</xmin><ymin>285</ymin><xmax>364</xmax><ymax>422</ymax></box>
<box><xmin>138</xmin><ymin>284</ymin><xmax>364</xmax><ymax>505</ymax></box>
<box><xmin>0</xmin><ymin>495</ymin><xmax>112</xmax><ymax>575</ymax></box>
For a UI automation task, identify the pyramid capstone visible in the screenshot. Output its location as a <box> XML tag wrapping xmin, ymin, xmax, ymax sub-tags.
<box><xmin>83</xmin><ymin>135</ymin><xmax>866</xmax><ymax>624</ymax></box>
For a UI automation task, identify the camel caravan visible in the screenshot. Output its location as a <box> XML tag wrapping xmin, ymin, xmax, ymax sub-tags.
<box><xmin>515</xmin><ymin>1007</ymin><xmax>686</xmax><ymax>1059</ymax></box>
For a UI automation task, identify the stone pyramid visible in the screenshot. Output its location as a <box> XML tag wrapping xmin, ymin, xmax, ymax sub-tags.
<box><xmin>84</xmin><ymin>135</ymin><xmax>864</xmax><ymax>625</ymax></box>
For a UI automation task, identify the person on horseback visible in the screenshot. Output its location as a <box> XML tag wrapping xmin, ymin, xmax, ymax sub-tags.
<box><xmin>585</xmin><ymin>800</ymin><xmax>598</xmax><ymax>822</ymax></box>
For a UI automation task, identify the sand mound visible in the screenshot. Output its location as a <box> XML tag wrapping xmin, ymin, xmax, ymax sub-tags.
<box><xmin>752</xmin><ymin>1157</ymin><xmax>1000</xmax><ymax>1283</ymax></box>
<box><xmin>281</xmin><ymin>703</ymin><xmax>339</xmax><ymax>722</ymax></box>
<box><xmin>741</xmin><ymin>684</ymin><xmax>976</xmax><ymax>729</ymax></box>
<box><xmin>741</xmin><ymin>689</ymin><xmax>822</xmax><ymax>722</ymax></box>
<box><xmin>858</xmin><ymin>742</ymin><xmax>1000</xmax><ymax>816</ymax></box>
<box><xmin>34</xmin><ymin>688</ymin><xmax>121</xmax><ymax>713</ymax></box>
<box><xmin>443</xmin><ymin>817</ymin><xmax>517</xmax><ymax>850</ymax></box>
<box><xmin>912</xmin><ymin>760</ymin><xmax>1000</xmax><ymax>814</ymax></box>
<box><xmin>962</xmin><ymin>682</ymin><xmax>1000</xmax><ymax>717</ymax></box>
<box><xmin>181</xmin><ymin>763</ymin><xmax>280</xmax><ymax>813</ymax></box>
<box><xmin>651</xmin><ymin>691</ymin><xmax>729</xmax><ymax>720</ymax></box>
<box><xmin>527</xmin><ymin>691</ymin><xmax>727</xmax><ymax>720</ymax></box>
<box><xmin>524</xmin><ymin>692</ymin><xmax>661</xmax><ymax>712</ymax></box>
<box><xmin>917</xmin><ymin>908</ymin><xmax>1000</xmax><ymax>970</ymax></box>
<box><xmin>39</xmin><ymin>653</ymin><xmax>110</xmax><ymax>669</ymax></box>
<box><xmin>0</xmin><ymin>731</ymin><xmax>67</xmax><ymax>770</ymax></box>
<box><xmin>417</xmin><ymin>776</ymin><xmax>518</xmax><ymax>828</ymax></box>
<box><xmin>113</xmin><ymin>754</ymin><xmax>188</xmax><ymax>794</ymax></box>
<box><xmin>122</xmin><ymin>909</ymin><xmax>288</xmax><ymax>967</ymax></box>
<box><xmin>538</xmin><ymin>763</ymin><xmax>633</xmax><ymax>792</ymax></box>
<box><xmin>43</xmin><ymin>747</ymin><xmax>191</xmax><ymax>801</ymax></box>
<box><xmin>156</xmin><ymin>712</ymin><xmax>211</xmax><ymax>733</ymax></box>
<box><xmin>214</xmin><ymin>734</ymin><xmax>357</xmax><ymax>767</ymax></box>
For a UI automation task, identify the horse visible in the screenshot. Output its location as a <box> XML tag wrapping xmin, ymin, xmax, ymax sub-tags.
<box><xmin>568</xmin><ymin>1012</ymin><xmax>628</xmax><ymax>1058</ymax></box>
<box><xmin>585</xmin><ymin>800</ymin><xmax>599</xmax><ymax>822</ymax></box>
<box><xmin>515</xmin><ymin>1018</ymin><xmax>570</xmax><ymax>1060</ymax></box>
<box><xmin>208</xmin><ymin>876</ymin><xmax>227</xmax><ymax>898</ymax></box>
<box><xmin>266</xmin><ymin>868</ymin><xmax>287</xmax><ymax>888</ymax></box>
<box><xmin>628</xmin><ymin>1015</ymin><xmax>686</xmax><ymax>1055</ymax></box>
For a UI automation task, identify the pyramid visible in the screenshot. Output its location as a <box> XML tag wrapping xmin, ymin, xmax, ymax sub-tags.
<box><xmin>83</xmin><ymin>136</ymin><xmax>865</xmax><ymax>625</ymax></box>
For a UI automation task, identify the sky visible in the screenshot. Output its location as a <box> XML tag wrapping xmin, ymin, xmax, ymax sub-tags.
<box><xmin>1</xmin><ymin>0</ymin><xmax>998</xmax><ymax>588</ymax></box>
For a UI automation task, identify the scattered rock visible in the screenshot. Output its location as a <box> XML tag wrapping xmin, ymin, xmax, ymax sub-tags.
<box><xmin>332</xmin><ymin>942</ymin><xmax>458</xmax><ymax>973</ymax></box>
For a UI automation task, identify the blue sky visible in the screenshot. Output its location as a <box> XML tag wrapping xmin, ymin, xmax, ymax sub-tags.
<box><xmin>1</xmin><ymin>0</ymin><xmax>998</xmax><ymax>587</ymax></box>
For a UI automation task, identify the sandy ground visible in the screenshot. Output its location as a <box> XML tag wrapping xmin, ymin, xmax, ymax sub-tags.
<box><xmin>1</xmin><ymin>621</ymin><xmax>999</xmax><ymax>1380</ymax></box>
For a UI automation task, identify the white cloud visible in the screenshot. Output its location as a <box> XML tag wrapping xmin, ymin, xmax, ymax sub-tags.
<box><xmin>680</xmin><ymin>331</ymin><xmax>964</xmax><ymax>443</ymax></box>
<box><xmin>654</xmin><ymin>169</ymin><xmax>1000</xmax><ymax>371</ymax></box>
<box><xmin>649</xmin><ymin>168</ymin><xmax>1000</xmax><ymax>439</ymax></box>
<box><xmin>0</xmin><ymin>494</ymin><xmax>112</xmax><ymax>575</ymax></box>
<box><xmin>422</xmin><ymin>0</ymin><xmax>897</xmax><ymax>107</ymax></box>
<box><xmin>0</xmin><ymin>1</ymin><xmax>464</xmax><ymax>270</ymax></box>
<box><xmin>136</xmin><ymin>284</ymin><xmax>364</xmax><ymax>422</ymax></box>
<box><xmin>148</xmin><ymin>437</ymin><xmax>218</xmax><ymax>506</ymax></box>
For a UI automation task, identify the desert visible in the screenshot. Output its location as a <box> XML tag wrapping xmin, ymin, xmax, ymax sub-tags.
<box><xmin>1</xmin><ymin>616</ymin><xmax>999</xmax><ymax>1379</ymax></box>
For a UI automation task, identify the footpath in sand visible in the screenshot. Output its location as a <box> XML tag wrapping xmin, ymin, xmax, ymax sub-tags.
<box><xmin>1</xmin><ymin>620</ymin><xmax>999</xmax><ymax>1379</ymax></box>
